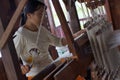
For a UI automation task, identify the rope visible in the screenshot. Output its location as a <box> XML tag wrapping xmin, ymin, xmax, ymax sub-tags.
<box><xmin>36</xmin><ymin>6</ymin><xmax>46</xmax><ymax>45</ymax></box>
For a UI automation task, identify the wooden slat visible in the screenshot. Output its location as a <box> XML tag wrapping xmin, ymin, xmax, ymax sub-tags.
<box><xmin>32</xmin><ymin>63</ymin><xmax>56</xmax><ymax>80</ymax></box>
<box><xmin>52</xmin><ymin>0</ymin><xmax>78</xmax><ymax>57</ymax></box>
<box><xmin>0</xmin><ymin>19</ymin><xmax>27</xmax><ymax>80</ymax></box>
<box><xmin>43</xmin><ymin>61</ymin><xmax>67</xmax><ymax>80</ymax></box>
<box><xmin>54</xmin><ymin>59</ymin><xmax>81</xmax><ymax>80</ymax></box>
<box><xmin>0</xmin><ymin>0</ymin><xmax>28</xmax><ymax>49</ymax></box>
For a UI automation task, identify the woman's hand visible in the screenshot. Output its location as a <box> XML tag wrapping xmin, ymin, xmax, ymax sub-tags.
<box><xmin>20</xmin><ymin>64</ymin><xmax>30</xmax><ymax>75</ymax></box>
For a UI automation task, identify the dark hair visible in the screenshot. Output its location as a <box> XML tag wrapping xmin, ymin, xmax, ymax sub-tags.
<box><xmin>21</xmin><ymin>0</ymin><xmax>45</xmax><ymax>26</ymax></box>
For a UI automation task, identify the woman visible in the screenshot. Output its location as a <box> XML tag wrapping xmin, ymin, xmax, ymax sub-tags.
<box><xmin>14</xmin><ymin>0</ymin><xmax>85</xmax><ymax>79</ymax></box>
<box><xmin>14</xmin><ymin>0</ymin><xmax>67</xmax><ymax>79</ymax></box>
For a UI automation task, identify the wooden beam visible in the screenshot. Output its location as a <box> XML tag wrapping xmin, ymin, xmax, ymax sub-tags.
<box><xmin>0</xmin><ymin>19</ymin><xmax>27</xmax><ymax>80</ymax></box>
<box><xmin>52</xmin><ymin>0</ymin><xmax>78</xmax><ymax>57</ymax></box>
<box><xmin>0</xmin><ymin>0</ymin><xmax>28</xmax><ymax>49</ymax></box>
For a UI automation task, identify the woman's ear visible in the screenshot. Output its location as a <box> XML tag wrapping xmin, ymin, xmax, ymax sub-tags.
<box><xmin>27</xmin><ymin>13</ymin><xmax>32</xmax><ymax>19</ymax></box>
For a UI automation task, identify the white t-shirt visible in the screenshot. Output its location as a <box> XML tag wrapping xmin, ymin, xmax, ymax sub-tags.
<box><xmin>13</xmin><ymin>26</ymin><xmax>62</xmax><ymax>77</ymax></box>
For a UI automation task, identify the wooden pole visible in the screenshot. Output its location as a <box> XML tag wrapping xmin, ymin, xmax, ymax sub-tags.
<box><xmin>52</xmin><ymin>0</ymin><xmax>78</xmax><ymax>57</ymax></box>
<box><xmin>0</xmin><ymin>19</ymin><xmax>27</xmax><ymax>80</ymax></box>
<box><xmin>68</xmin><ymin>0</ymin><xmax>81</xmax><ymax>34</ymax></box>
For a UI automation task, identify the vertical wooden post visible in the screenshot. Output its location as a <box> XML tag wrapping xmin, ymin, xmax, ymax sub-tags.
<box><xmin>0</xmin><ymin>0</ymin><xmax>28</xmax><ymax>79</ymax></box>
<box><xmin>52</xmin><ymin>0</ymin><xmax>78</xmax><ymax>57</ymax></box>
<box><xmin>104</xmin><ymin>0</ymin><xmax>112</xmax><ymax>23</ymax></box>
<box><xmin>107</xmin><ymin>0</ymin><xmax>120</xmax><ymax>30</ymax></box>
<box><xmin>68</xmin><ymin>0</ymin><xmax>81</xmax><ymax>34</ymax></box>
<box><xmin>0</xmin><ymin>19</ymin><xmax>27</xmax><ymax>80</ymax></box>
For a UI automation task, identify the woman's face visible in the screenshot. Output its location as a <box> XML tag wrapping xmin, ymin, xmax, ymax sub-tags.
<box><xmin>28</xmin><ymin>6</ymin><xmax>45</xmax><ymax>27</ymax></box>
